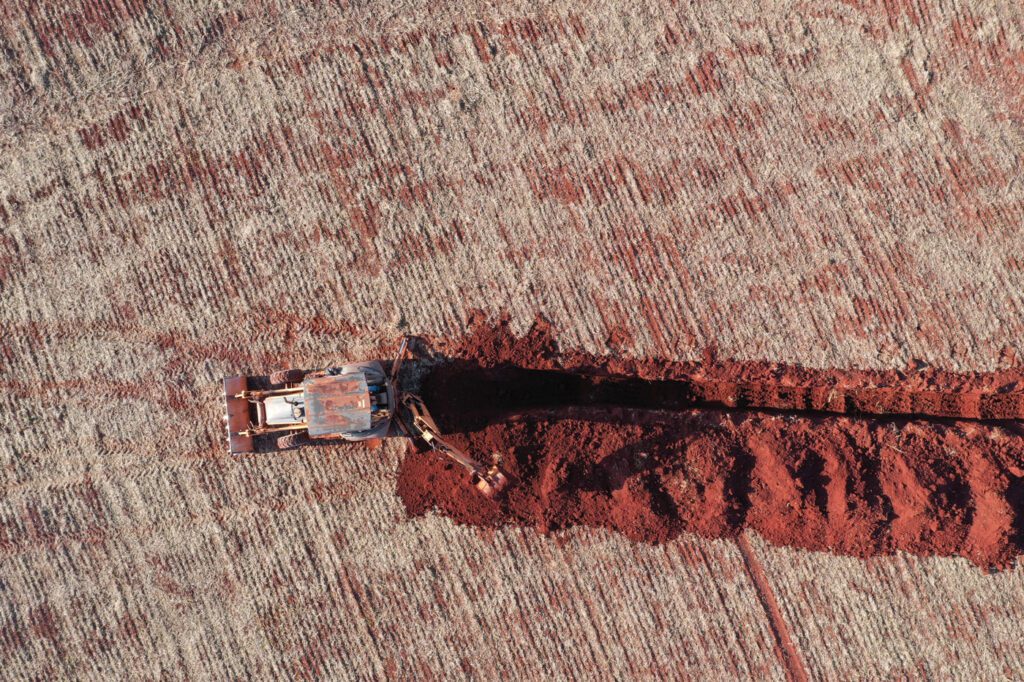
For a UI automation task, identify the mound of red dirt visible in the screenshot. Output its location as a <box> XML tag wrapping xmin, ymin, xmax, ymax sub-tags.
<box><xmin>397</xmin><ymin>316</ymin><xmax>1024</xmax><ymax>569</ymax></box>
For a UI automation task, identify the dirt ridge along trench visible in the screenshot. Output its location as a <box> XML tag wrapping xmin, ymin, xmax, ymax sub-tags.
<box><xmin>396</xmin><ymin>316</ymin><xmax>1024</xmax><ymax>569</ymax></box>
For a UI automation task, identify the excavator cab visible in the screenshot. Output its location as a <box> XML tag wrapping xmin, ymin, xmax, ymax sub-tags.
<box><xmin>223</xmin><ymin>336</ymin><xmax>509</xmax><ymax>497</ymax></box>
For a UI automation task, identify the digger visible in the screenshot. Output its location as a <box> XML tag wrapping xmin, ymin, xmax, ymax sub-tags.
<box><xmin>222</xmin><ymin>338</ymin><xmax>508</xmax><ymax>497</ymax></box>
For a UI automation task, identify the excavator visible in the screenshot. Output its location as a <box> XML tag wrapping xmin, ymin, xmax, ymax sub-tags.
<box><xmin>222</xmin><ymin>337</ymin><xmax>508</xmax><ymax>497</ymax></box>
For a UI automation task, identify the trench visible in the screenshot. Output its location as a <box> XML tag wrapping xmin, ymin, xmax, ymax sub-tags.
<box><xmin>394</xmin><ymin>320</ymin><xmax>1024</xmax><ymax>570</ymax></box>
<box><xmin>417</xmin><ymin>364</ymin><xmax>1024</xmax><ymax>434</ymax></box>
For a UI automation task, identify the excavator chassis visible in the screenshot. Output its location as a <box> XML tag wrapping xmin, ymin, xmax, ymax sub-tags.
<box><xmin>222</xmin><ymin>337</ymin><xmax>509</xmax><ymax>497</ymax></box>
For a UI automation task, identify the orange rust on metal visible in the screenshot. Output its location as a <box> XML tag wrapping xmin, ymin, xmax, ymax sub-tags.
<box><xmin>304</xmin><ymin>374</ymin><xmax>372</xmax><ymax>437</ymax></box>
<box><xmin>224</xmin><ymin>375</ymin><xmax>254</xmax><ymax>454</ymax></box>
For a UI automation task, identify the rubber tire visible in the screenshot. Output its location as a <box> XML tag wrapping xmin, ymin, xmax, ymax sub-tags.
<box><xmin>270</xmin><ymin>368</ymin><xmax>306</xmax><ymax>385</ymax></box>
<box><xmin>277</xmin><ymin>432</ymin><xmax>310</xmax><ymax>450</ymax></box>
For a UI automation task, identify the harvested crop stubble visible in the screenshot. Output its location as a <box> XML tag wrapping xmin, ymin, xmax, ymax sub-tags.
<box><xmin>398</xmin><ymin>317</ymin><xmax>1024</xmax><ymax>569</ymax></box>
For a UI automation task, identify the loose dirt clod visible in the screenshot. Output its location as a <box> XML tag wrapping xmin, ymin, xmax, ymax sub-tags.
<box><xmin>397</xmin><ymin>316</ymin><xmax>1024</xmax><ymax>569</ymax></box>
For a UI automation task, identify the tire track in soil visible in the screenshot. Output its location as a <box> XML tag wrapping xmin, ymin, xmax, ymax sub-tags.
<box><xmin>395</xmin><ymin>317</ymin><xmax>1024</xmax><ymax>569</ymax></box>
<box><xmin>736</xmin><ymin>533</ymin><xmax>809</xmax><ymax>682</ymax></box>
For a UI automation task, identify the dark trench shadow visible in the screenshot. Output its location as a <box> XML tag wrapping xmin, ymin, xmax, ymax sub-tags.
<box><xmin>417</xmin><ymin>358</ymin><xmax>1019</xmax><ymax>435</ymax></box>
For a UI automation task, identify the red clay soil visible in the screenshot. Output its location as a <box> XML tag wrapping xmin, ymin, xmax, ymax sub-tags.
<box><xmin>396</xmin><ymin>315</ymin><xmax>1024</xmax><ymax>569</ymax></box>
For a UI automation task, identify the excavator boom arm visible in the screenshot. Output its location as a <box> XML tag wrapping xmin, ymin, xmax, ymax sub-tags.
<box><xmin>397</xmin><ymin>392</ymin><xmax>508</xmax><ymax>497</ymax></box>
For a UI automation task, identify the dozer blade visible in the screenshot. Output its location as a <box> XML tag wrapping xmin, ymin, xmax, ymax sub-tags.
<box><xmin>224</xmin><ymin>376</ymin><xmax>254</xmax><ymax>454</ymax></box>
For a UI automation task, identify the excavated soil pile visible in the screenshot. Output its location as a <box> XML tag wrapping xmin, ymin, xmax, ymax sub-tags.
<box><xmin>397</xmin><ymin>317</ymin><xmax>1024</xmax><ymax>569</ymax></box>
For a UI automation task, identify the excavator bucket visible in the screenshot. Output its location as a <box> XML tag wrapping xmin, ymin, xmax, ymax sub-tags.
<box><xmin>473</xmin><ymin>466</ymin><xmax>509</xmax><ymax>498</ymax></box>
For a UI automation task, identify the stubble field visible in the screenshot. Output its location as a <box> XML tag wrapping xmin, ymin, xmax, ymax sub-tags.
<box><xmin>2</xmin><ymin>1</ymin><xmax>1024</xmax><ymax>678</ymax></box>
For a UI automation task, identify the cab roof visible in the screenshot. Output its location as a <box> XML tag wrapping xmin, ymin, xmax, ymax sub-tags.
<box><xmin>303</xmin><ymin>374</ymin><xmax>372</xmax><ymax>436</ymax></box>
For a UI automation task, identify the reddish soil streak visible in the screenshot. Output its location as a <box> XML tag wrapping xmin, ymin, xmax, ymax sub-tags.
<box><xmin>397</xmin><ymin>315</ymin><xmax>1024</xmax><ymax>569</ymax></box>
<box><xmin>737</xmin><ymin>533</ymin><xmax>809</xmax><ymax>682</ymax></box>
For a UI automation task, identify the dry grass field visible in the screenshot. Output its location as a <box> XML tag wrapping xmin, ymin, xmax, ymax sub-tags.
<box><xmin>2</xmin><ymin>0</ymin><xmax>1024</xmax><ymax>678</ymax></box>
